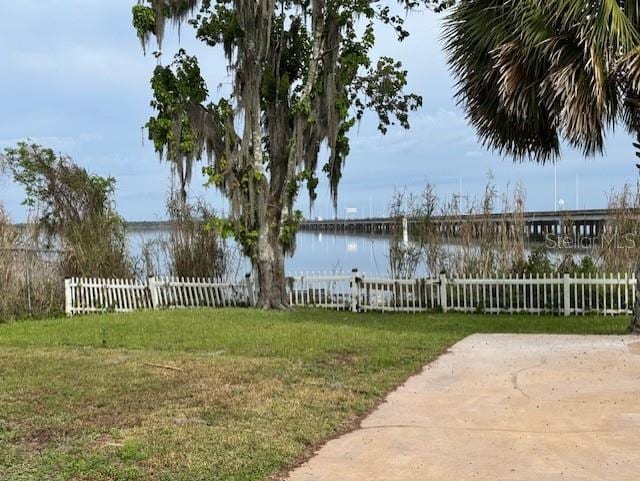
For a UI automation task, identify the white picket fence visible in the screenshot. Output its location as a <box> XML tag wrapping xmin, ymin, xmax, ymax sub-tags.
<box><xmin>64</xmin><ymin>278</ymin><xmax>153</xmax><ymax>314</ymax></box>
<box><xmin>64</xmin><ymin>276</ymin><xmax>252</xmax><ymax>315</ymax></box>
<box><xmin>443</xmin><ymin>273</ymin><xmax>636</xmax><ymax>316</ymax></box>
<box><xmin>285</xmin><ymin>271</ymin><xmax>637</xmax><ymax>316</ymax></box>
<box><xmin>65</xmin><ymin>271</ymin><xmax>637</xmax><ymax>316</ymax></box>
<box><xmin>286</xmin><ymin>273</ymin><xmax>441</xmax><ymax>312</ymax></box>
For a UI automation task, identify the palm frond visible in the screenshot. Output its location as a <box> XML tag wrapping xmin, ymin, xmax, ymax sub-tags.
<box><xmin>444</xmin><ymin>0</ymin><xmax>638</xmax><ymax>162</ymax></box>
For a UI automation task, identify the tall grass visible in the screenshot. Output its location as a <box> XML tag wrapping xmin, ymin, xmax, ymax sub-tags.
<box><xmin>445</xmin><ymin>176</ymin><xmax>526</xmax><ymax>276</ymax></box>
<box><xmin>389</xmin><ymin>175</ymin><xmax>528</xmax><ymax>277</ymax></box>
<box><xmin>386</xmin><ymin>175</ymin><xmax>639</xmax><ymax>278</ymax></box>
<box><xmin>596</xmin><ymin>182</ymin><xmax>640</xmax><ymax>273</ymax></box>
<box><xmin>0</xmin><ymin>206</ymin><xmax>63</xmax><ymax>321</ymax></box>
<box><xmin>140</xmin><ymin>198</ymin><xmax>236</xmax><ymax>280</ymax></box>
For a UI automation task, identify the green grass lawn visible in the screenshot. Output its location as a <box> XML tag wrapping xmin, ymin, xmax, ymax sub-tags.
<box><xmin>0</xmin><ymin>309</ymin><xmax>629</xmax><ymax>481</ymax></box>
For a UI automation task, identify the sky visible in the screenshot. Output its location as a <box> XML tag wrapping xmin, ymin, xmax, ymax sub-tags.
<box><xmin>1</xmin><ymin>0</ymin><xmax>639</xmax><ymax>222</ymax></box>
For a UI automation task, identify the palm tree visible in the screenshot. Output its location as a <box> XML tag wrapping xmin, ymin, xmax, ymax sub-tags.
<box><xmin>444</xmin><ymin>0</ymin><xmax>640</xmax><ymax>332</ymax></box>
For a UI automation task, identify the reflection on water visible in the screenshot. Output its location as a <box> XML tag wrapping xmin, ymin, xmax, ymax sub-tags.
<box><xmin>286</xmin><ymin>232</ymin><xmax>392</xmax><ymax>275</ymax></box>
<box><xmin>127</xmin><ymin>230</ymin><xmax>394</xmax><ymax>276</ymax></box>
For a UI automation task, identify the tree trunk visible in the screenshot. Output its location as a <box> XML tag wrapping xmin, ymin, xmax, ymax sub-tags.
<box><xmin>631</xmin><ymin>265</ymin><xmax>640</xmax><ymax>334</ymax></box>
<box><xmin>254</xmin><ymin>220</ymin><xmax>288</xmax><ymax>309</ymax></box>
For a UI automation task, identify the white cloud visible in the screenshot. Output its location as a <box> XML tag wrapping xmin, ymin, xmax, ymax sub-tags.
<box><xmin>464</xmin><ymin>151</ymin><xmax>484</xmax><ymax>158</ymax></box>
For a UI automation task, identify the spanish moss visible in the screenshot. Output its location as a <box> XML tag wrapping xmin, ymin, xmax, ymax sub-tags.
<box><xmin>133</xmin><ymin>0</ymin><xmax>432</xmax><ymax>307</ymax></box>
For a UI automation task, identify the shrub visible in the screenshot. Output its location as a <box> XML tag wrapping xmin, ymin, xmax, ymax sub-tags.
<box><xmin>2</xmin><ymin>143</ymin><xmax>133</xmax><ymax>278</ymax></box>
<box><xmin>523</xmin><ymin>247</ymin><xmax>554</xmax><ymax>275</ymax></box>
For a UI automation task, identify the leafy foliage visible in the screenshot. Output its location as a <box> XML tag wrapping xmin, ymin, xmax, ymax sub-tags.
<box><xmin>2</xmin><ymin>143</ymin><xmax>133</xmax><ymax>278</ymax></box>
<box><xmin>443</xmin><ymin>0</ymin><xmax>640</xmax><ymax>329</ymax></box>
<box><xmin>132</xmin><ymin>4</ymin><xmax>156</xmax><ymax>51</ymax></box>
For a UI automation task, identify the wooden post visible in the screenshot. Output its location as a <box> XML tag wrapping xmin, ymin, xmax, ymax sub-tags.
<box><xmin>64</xmin><ymin>278</ymin><xmax>72</xmax><ymax>316</ymax></box>
<box><xmin>350</xmin><ymin>268</ymin><xmax>359</xmax><ymax>312</ymax></box>
<box><xmin>439</xmin><ymin>273</ymin><xmax>448</xmax><ymax>313</ymax></box>
<box><xmin>245</xmin><ymin>273</ymin><xmax>256</xmax><ymax>307</ymax></box>
<box><xmin>148</xmin><ymin>276</ymin><xmax>159</xmax><ymax>309</ymax></box>
<box><xmin>563</xmin><ymin>273</ymin><xmax>571</xmax><ymax>317</ymax></box>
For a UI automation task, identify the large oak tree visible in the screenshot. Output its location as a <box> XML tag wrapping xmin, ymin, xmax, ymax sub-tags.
<box><xmin>132</xmin><ymin>0</ymin><xmax>446</xmax><ymax>308</ymax></box>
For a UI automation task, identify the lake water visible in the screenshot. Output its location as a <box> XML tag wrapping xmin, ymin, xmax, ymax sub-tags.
<box><xmin>128</xmin><ymin>230</ymin><xmax>395</xmax><ymax>276</ymax></box>
<box><xmin>127</xmin><ymin>229</ymin><xmax>587</xmax><ymax>278</ymax></box>
<box><xmin>286</xmin><ymin>232</ymin><xmax>393</xmax><ymax>275</ymax></box>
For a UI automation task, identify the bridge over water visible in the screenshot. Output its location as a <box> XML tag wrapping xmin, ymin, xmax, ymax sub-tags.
<box><xmin>298</xmin><ymin>208</ymin><xmax>637</xmax><ymax>240</ymax></box>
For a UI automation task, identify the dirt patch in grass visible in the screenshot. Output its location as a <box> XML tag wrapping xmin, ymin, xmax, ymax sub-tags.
<box><xmin>0</xmin><ymin>349</ymin><xmax>194</xmax><ymax>449</ymax></box>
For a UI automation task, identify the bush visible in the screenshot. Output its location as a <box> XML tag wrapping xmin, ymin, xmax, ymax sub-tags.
<box><xmin>2</xmin><ymin>143</ymin><xmax>133</xmax><ymax>278</ymax></box>
<box><xmin>523</xmin><ymin>247</ymin><xmax>554</xmax><ymax>275</ymax></box>
<box><xmin>558</xmin><ymin>255</ymin><xmax>599</xmax><ymax>276</ymax></box>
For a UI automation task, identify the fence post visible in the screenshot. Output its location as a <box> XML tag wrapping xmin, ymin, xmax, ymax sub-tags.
<box><xmin>439</xmin><ymin>272</ymin><xmax>448</xmax><ymax>313</ymax></box>
<box><xmin>148</xmin><ymin>276</ymin><xmax>159</xmax><ymax>309</ymax></box>
<box><xmin>64</xmin><ymin>278</ymin><xmax>72</xmax><ymax>316</ymax></box>
<box><xmin>563</xmin><ymin>273</ymin><xmax>570</xmax><ymax>317</ymax></box>
<box><xmin>245</xmin><ymin>273</ymin><xmax>256</xmax><ymax>307</ymax></box>
<box><xmin>350</xmin><ymin>268</ymin><xmax>359</xmax><ymax>312</ymax></box>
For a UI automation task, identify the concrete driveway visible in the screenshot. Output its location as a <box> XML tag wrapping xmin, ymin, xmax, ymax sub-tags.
<box><xmin>287</xmin><ymin>335</ymin><xmax>640</xmax><ymax>481</ymax></box>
